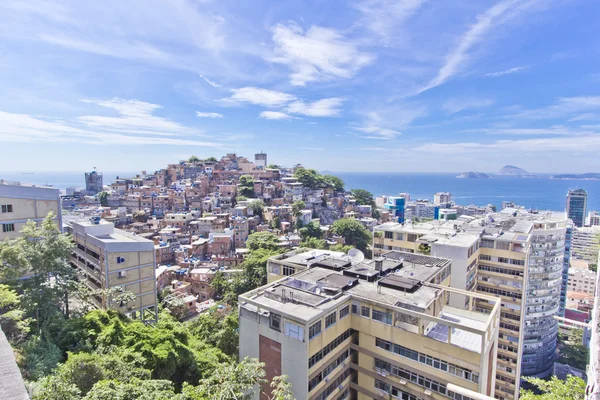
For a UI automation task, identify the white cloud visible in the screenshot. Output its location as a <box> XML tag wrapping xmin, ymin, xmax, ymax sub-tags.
<box><xmin>512</xmin><ymin>96</ymin><xmax>600</xmax><ymax>120</ymax></box>
<box><xmin>268</xmin><ymin>22</ymin><xmax>374</xmax><ymax>86</ymax></box>
<box><xmin>0</xmin><ymin>99</ymin><xmax>221</xmax><ymax>148</ymax></box>
<box><xmin>199</xmin><ymin>75</ymin><xmax>222</xmax><ymax>88</ymax></box>
<box><xmin>414</xmin><ymin>135</ymin><xmax>600</xmax><ymax>154</ymax></box>
<box><xmin>259</xmin><ymin>111</ymin><xmax>295</xmax><ymax>120</ymax></box>
<box><xmin>353</xmin><ymin>0</ymin><xmax>426</xmax><ymax>44</ymax></box>
<box><xmin>353</xmin><ymin>126</ymin><xmax>402</xmax><ymax>140</ymax></box>
<box><xmin>196</xmin><ymin>111</ymin><xmax>223</xmax><ymax>118</ymax></box>
<box><xmin>286</xmin><ymin>98</ymin><xmax>343</xmax><ymax>117</ymax></box>
<box><xmin>418</xmin><ymin>0</ymin><xmax>539</xmax><ymax>94</ymax></box>
<box><xmin>221</xmin><ymin>87</ymin><xmax>296</xmax><ymax>107</ymax></box>
<box><xmin>469</xmin><ymin>125</ymin><xmax>600</xmax><ymax>136</ymax></box>
<box><xmin>442</xmin><ymin>97</ymin><xmax>494</xmax><ymax>114</ymax></box>
<box><xmin>484</xmin><ymin>66</ymin><xmax>527</xmax><ymax>77</ymax></box>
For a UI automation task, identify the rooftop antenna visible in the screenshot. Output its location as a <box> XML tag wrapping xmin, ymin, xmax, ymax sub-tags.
<box><xmin>348</xmin><ymin>248</ymin><xmax>365</xmax><ymax>265</ymax></box>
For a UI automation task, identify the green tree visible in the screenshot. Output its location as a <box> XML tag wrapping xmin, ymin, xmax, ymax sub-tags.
<box><xmin>351</xmin><ymin>189</ymin><xmax>376</xmax><ymax>207</ymax></box>
<box><xmin>187</xmin><ymin>306</ymin><xmax>239</xmax><ymax>358</ymax></box>
<box><xmin>558</xmin><ymin>328</ymin><xmax>589</xmax><ymax>370</ymax></box>
<box><xmin>270</xmin><ymin>375</ymin><xmax>294</xmax><ymax>400</ymax></box>
<box><xmin>418</xmin><ymin>243</ymin><xmax>431</xmax><ymax>255</ymax></box>
<box><xmin>188</xmin><ymin>155</ymin><xmax>201</xmax><ymax>163</ymax></box>
<box><xmin>299</xmin><ymin>221</ymin><xmax>322</xmax><ymax>240</ymax></box>
<box><xmin>246</xmin><ymin>232</ymin><xmax>281</xmax><ymax>252</ymax></box>
<box><xmin>0</xmin><ymin>284</ymin><xmax>32</xmax><ymax>343</ymax></box>
<box><xmin>22</xmin><ymin>333</ymin><xmax>64</xmax><ymax>381</ymax></box>
<box><xmin>238</xmin><ymin>175</ymin><xmax>255</xmax><ymax>198</ymax></box>
<box><xmin>248</xmin><ymin>200</ymin><xmax>265</xmax><ymax>218</ymax></box>
<box><xmin>182</xmin><ymin>357</ymin><xmax>266</xmax><ymax>400</ymax></box>
<box><xmin>97</xmin><ymin>191</ymin><xmax>108</xmax><ymax>207</ymax></box>
<box><xmin>0</xmin><ymin>213</ymin><xmax>76</xmax><ymax>323</ymax></box>
<box><xmin>323</xmin><ymin>175</ymin><xmax>344</xmax><ymax>192</ymax></box>
<box><xmin>520</xmin><ymin>375</ymin><xmax>585</xmax><ymax>400</ymax></box>
<box><xmin>329</xmin><ymin>243</ymin><xmax>353</xmax><ymax>253</ymax></box>
<box><xmin>293</xmin><ymin>168</ymin><xmax>324</xmax><ymax>190</ymax></box>
<box><xmin>291</xmin><ymin>200</ymin><xmax>305</xmax><ymax>218</ymax></box>
<box><xmin>331</xmin><ymin>218</ymin><xmax>371</xmax><ymax>252</ymax></box>
<box><xmin>267</xmin><ymin>164</ymin><xmax>281</xmax><ymax>169</ymax></box>
<box><xmin>300</xmin><ymin>237</ymin><xmax>327</xmax><ymax>250</ymax></box>
<box><xmin>204</xmin><ymin>156</ymin><xmax>218</xmax><ymax>162</ymax></box>
<box><xmin>270</xmin><ymin>216</ymin><xmax>281</xmax><ymax>231</ymax></box>
<box><xmin>84</xmin><ymin>379</ymin><xmax>177</xmax><ymax>400</ymax></box>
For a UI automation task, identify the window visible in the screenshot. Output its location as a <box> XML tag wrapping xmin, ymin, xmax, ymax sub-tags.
<box><xmin>351</xmin><ymin>303</ymin><xmax>358</xmax><ymax>314</ymax></box>
<box><xmin>271</xmin><ymin>264</ymin><xmax>280</xmax><ymax>274</ymax></box>
<box><xmin>325</xmin><ymin>312</ymin><xmax>337</xmax><ymax>328</ymax></box>
<box><xmin>496</xmin><ymin>241</ymin><xmax>510</xmax><ymax>251</ymax></box>
<box><xmin>284</xmin><ymin>321</ymin><xmax>304</xmax><ymax>341</ymax></box>
<box><xmin>480</xmin><ymin>239</ymin><xmax>494</xmax><ymax>248</ymax></box>
<box><xmin>308</xmin><ymin>329</ymin><xmax>354</xmax><ymax>368</ymax></box>
<box><xmin>270</xmin><ymin>313</ymin><xmax>281</xmax><ymax>332</ymax></box>
<box><xmin>117</xmin><ymin>271</ymin><xmax>127</xmax><ymax>279</ymax></box>
<box><xmin>360</xmin><ymin>306</ymin><xmax>370</xmax><ymax>318</ymax></box>
<box><xmin>309</xmin><ymin>321</ymin><xmax>322</xmax><ymax>339</ymax></box>
<box><xmin>372</xmin><ymin>309</ymin><xmax>392</xmax><ymax>325</ymax></box>
<box><xmin>2</xmin><ymin>223</ymin><xmax>15</xmax><ymax>233</ymax></box>
<box><xmin>116</xmin><ymin>256</ymin><xmax>125</xmax><ymax>264</ymax></box>
<box><xmin>395</xmin><ymin>233</ymin><xmax>404</xmax><ymax>241</ymax></box>
<box><xmin>385</xmin><ymin>231</ymin><xmax>393</xmax><ymax>239</ymax></box>
<box><xmin>479</xmin><ymin>254</ymin><xmax>492</xmax><ymax>261</ymax></box>
<box><xmin>283</xmin><ymin>265</ymin><xmax>295</xmax><ymax>276</ymax></box>
<box><xmin>339</xmin><ymin>305</ymin><xmax>350</xmax><ymax>319</ymax></box>
<box><xmin>1</xmin><ymin>204</ymin><xmax>13</xmax><ymax>213</ymax></box>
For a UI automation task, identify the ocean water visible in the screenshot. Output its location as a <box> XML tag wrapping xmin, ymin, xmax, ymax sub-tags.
<box><xmin>1</xmin><ymin>171</ymin><xmax>599</xmax><ymax>212</ymax></box>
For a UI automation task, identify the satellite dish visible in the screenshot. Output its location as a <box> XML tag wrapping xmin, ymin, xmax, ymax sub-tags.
<box><xmin>348</xmin><ymin>248</ymin><xmax>365</xmax><ymax>265</ymax></box>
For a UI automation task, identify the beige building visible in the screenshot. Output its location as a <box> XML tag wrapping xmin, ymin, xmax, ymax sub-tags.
<box><xmin>373</xmin><ymin>209</ymin><xmax>568</xmax><ymax>399</ymax></box>
<box><xmin>240</xmin><ymin>250</ymin><xmax>501</xmax><ymax>400</ymax></box>
<box><xmin>568</xmin><ymin>260</ymin><xmax>596</xmax><ymax>296</ymax></box>
<box><xmin>67</xmin><ymin>219</ymin><xmax>157</xmax><ymax>320</ymax></box>
<box><xmin>0</xmin><ymin>181</ymin><xmax>62</xmax><ymax>240</ymax></box>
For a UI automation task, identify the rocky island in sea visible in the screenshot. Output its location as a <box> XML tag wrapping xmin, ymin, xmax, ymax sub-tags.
<box><xmin>456</xmin><ymin>172</ymin><xmax>490</xmax><ymax>179</ymax></box>
<box><xmin>497</xmin><ymin>165</ymin><xmax>533</xmax><ymax>176</ymax></box>
<box><xmin>551</xmin><ymin>173</ymin><xmax>600</xmax><ymax>180</ymax></box>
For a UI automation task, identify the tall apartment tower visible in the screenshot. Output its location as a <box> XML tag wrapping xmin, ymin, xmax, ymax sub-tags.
<box><xmin>239</xmin><ymin>251</ymin><xmax>501</xmax><ymax>400</ymax></box>
<box><xmin>85</xmin><ymin>170</ymin><xmax>104</xmax><ymax>195</ymax></box>
<box><xmin>255</xmin><ymin>152</ymin><xmax>267</xmax><ymax>169</ymax></box>
<box><xmin>0</xmin><ymin>181</ymin><xmax>62</xmax><ymax>240</ymax></box>
<box><xmin>566</xmin><ymin>188</ymin><xmax>588</xmax><ymax>227</ymax></box>
<box><xmin>383</xmin><ymin>196</ymin><xmax>406</xmax><ymax>223</ymax></box>
<box><xmin>372</xmin><ymin>209</ymin><xmax>568</xmax><ymax>399</ymax></box>
<box><xmin>66</xmin><ymin>218</ymin><xmax>157</xmax><ymax>321</ymax></box>
<box><xmin>434</xmin><ymin>192</ymin><xmax>452</xmax><ymax>206</ymax></box>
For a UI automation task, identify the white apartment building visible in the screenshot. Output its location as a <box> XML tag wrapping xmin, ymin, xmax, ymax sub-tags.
<box><xmin>568</xmin><ymin>260</ymin><xmax>596</xmax><ymax>295</ymax></box>
<box><xmin>0</xmin><ymin>181</ymin><xmax>62</xmax><ymax>240</ymax></box>
<box><xmin>571</xmin><ymin>226</ymin><xmax>600</xmax><ymax>262</ymax></box>
<box><xmin>373</xmin><ymin>209</ymin><xmax>568</xmax><ymax>399</ymax></box>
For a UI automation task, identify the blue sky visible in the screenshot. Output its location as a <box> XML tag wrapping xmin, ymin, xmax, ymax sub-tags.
<box><xmin>0</xmin><ymin>0</ymin><xmax>599</xmax><ymax>173</ymax></box>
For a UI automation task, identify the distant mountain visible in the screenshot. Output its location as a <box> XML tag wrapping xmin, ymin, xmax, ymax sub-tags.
<box><xmin>497</xmin><ymin>165</ymin><xmax>532</xmax><ymax>176</ymax></box>
<box><xmin>551</xmin><ymin>173</ymin><xmax>600</xmax><ymax>180</ymax></box>
<box><xmin>456</xmin><ymin>172</ymin><xmax>490</xmax><ymax>179</ymax></box>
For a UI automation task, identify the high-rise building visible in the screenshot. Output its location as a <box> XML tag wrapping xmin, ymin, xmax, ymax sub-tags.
<box><xmin>239</xmin><ymin>251</ymin><xmax>501</xmax><ymax>400</ymax></box>
<box><xmin>84</xmin><ymin>170</ymin><xmax>104</xmax><ymax>195</ymax></box>
<box><xmin>434</xmin><ymin>192</ymin><xmax>452</xmax><ymax>206</ymax></box>
<box><xmin>571</xmin><ymin>225</ymin><xmax>600</xmax><ymax>262</ymax></box>
<box><xmin>561</xmin><ymin>222</ymin><xmax>573</xmax><ymax>316</ymax></box>
<box><xmin>66</xmin><ymin>218</ymin><xmax>157</xmax><ymax>320</ymax></box>
<box><xmin>255</xmin><ymin>152</ymin><xmax>267</xmax><ymax>169</ymax></box>
<box><xmin>588</xmin><ymin>211</ymin><xmax>600</xmax><ymax>226</ymax></box>
<box><xmin>566</xmin><ymin>189</ymin><xmax>588</xmax><ymax>227</ymax></box>
<box><xmin>383</xmin><ymin>196</ymin><xmax>406</xmax><ymax>223</ymax></box>
<box><xmin>0</xmin><ymin>180</ymin><xmax>62</xmax><ymax>241</ymax></box>
<box><xmin>372</xmin><ymin>209</ymin><xmax>568</xmax><ymax>399</ymax></box>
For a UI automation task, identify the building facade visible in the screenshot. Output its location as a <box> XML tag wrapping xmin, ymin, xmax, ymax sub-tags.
<box><xmin>372</xmin><ymin>209</ymin><xmax>568</xmax><ymax>398</ymax></box>
<box><xmin>240</xmin><ymin>251</ymin><xmax>501</xmax><ymax>400</ymax></box>
<box><xmin>85</xmin><ymin>170</ymin><xmax>104</xmax><ymax>195</ymax></box>
<box><xmin>567</xmin><ymin>189</ymin><xmax>588</xmax><ymax>227</ymax></box>
<box><xmin>0</xmin><ymin>181</ymin><xmax>62</xmax><ymax>241</ymax></box>
<box><xmin>67</xmin><ymin>218</ymin><xmax>157</xmax><ymax>320</ymax></box>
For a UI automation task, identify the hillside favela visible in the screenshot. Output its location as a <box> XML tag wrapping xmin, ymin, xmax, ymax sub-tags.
<box><xmin>1</xmin><ymin>2</ymin><xmax>600</xmax><ymax>400</ymax></box>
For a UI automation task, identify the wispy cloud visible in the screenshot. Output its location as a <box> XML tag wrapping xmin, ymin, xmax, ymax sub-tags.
<box><xmin>286</xmin><ymin>98</ymin><xmax>344</xmax><ymax>117</ymax></box>
<box><xmin>259</xmin><ymin>111</ymin><xmax>296</xmax><ymax>120</ymax></box>
<box><xmin>267</xmin><ymin>22</ymin><xmax>374</xmax><ymax>86</ymax></box>
<box><xmin>354</xmin><ymin>106</ymin><xmax>427</xmax><ymax>140</ymax></box>
<box><xmin>484</xmin><ymin>66</ymin><xmax>527</xmax><ymax>77</ymax></box>
<box><xmin>417</xmin><ymin>0</ymin><xmax>539</xmax><ymax>94</ymax></box>
<box><xmin>0</xmin><ymin>99</ymin><xmax>221</xmax><ymax>148</ymax></box>
<box><xmin>353</xmin><ymin>126</ymin><xmax>402</xmax><ymax>140</ymax></box>
<box><xmin>220</xmin><ymin>87</ymin><xmax>296</xmax><ymax>107</ymax></box>
<box><xmin>196</xmin><ymin>111</ymin><xmax>223</xmax><ymax>118</ymax></box>
<box><xmin>199</xmin><ymin>75</ymin><xmax>222</xmax><ymax>88</ymax></box>
<box><xmin>352</xmin><ymin>0</ymin><xmax>426</xmax><ymax>45</ymax></box>
<box><xmin>442</xmin><ymin>97</ymin><xmax>494</xmax><ymax>114</ymax></box>
<box><xmin>467</xmin><ymin>125</ymin><xmax>600</xmax><ymax>136</ymax></box>
<box><xmin>511</xmin><ymin>96</ymin><xmax>600</xmax><ymax>120</ymax></box>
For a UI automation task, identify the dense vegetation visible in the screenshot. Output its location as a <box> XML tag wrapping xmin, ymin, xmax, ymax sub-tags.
<box><xmin>0</xmin><ymin>216</ymin><xmax>292</xmax><ymax>399</ymax></box>
<box><xmin>293</xmin><ymin>168</ymin><xmax>344</xmax><ymax>191</ymax></box>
